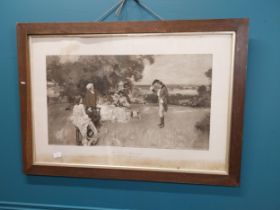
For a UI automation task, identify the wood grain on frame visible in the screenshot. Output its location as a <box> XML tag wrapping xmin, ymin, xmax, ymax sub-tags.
<box><xmin>17</xmin><ymin>19</ymin><xmax>249</xmax><ymax>186</ymax></box>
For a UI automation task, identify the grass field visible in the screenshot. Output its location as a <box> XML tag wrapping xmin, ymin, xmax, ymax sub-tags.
<box><xmin>48</xmin><ymin>103</ymin><xmax>210</xmax><ymax>150</ymax></box>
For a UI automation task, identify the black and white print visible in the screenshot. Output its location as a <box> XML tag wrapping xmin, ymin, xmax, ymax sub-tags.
<box><xmin>47</xmin><ymin>54</ymin><xmax>212</xmax><ymax>150</ymax></box>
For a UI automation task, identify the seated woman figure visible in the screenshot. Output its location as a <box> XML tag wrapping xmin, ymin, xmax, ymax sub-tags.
<box><xmin>70</xmin><ymin>96</ymin><xmax>98</xmax><ymax>146</ymax></box>
<box><xmin>113</xmin><ymin>90</ymin><xmax>131</xmax><ymax>108</ymax></box>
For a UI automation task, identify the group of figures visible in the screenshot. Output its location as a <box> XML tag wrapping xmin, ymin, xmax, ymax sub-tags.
<box><xmin>70</xmin><ymin>79</ymin><xmax>169</xmax><ymax>146</ymax></box>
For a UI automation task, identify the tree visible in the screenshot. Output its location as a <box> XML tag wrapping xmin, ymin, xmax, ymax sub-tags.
<box><xmin>205</xmin><ymin>68</ymin><xmax>212</xmax><ymax>79</ymax></box>
<box><xmin>47</xmin><ymin>55</ymin><xmax>154</xmax><ymax>102</ymax></box>
<box><xmin>197</xmin><ymin>85</ymin><xmax>207</xmax><ymax>96</ymax></box>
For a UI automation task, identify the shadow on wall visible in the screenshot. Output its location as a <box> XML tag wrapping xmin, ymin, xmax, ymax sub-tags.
<box><xmin>26</xmin><ymin>174</ymin><xmax>243</xmax><ymax>197</ymax></box>
<box><xmin>21</xmin><ymin>32</ymin><xmax>260</xmax><ymax>209</ymax></box>
<box><xmin>23</xmin><ymin>39</ymin><xmax>258</xmax><ymax>203</ymax></box>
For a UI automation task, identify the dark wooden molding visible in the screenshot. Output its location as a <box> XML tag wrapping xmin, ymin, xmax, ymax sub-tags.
<box><xmin>17</xmin><ymin>19</ymin><xmax>249</xmax><ymax>186</ymax></box>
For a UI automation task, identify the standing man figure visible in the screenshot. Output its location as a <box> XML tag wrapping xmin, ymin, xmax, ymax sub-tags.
<box><xmin>150</xmin><ymin>79</ymin><xmax>168</xmax><ymax>128</ymax></box>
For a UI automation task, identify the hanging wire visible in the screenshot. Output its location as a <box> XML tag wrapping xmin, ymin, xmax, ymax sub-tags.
<box><xmin>96</xmin><ymin>0</ymin><xmax>164</xmax><ymax>22</ymax></box>
<box><xmin>135</xmin><ymin>0</ymin><xmax>164</xmax><ymax>20</ymax></box>
<box><xmin>115</xmin><ymin>0</ymin><xmax>126</xmax><ymax>16</ymax></box>
<box><xmin>96</xmin><ymin>1</ymin><xmax>124</xmax><ymax>22</ymax></box>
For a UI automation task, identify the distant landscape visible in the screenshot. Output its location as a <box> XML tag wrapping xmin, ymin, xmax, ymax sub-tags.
<box><xmin>132</xmin><ymin>83</ymin><xmax>211</xmax><ymax>108</ymax></box>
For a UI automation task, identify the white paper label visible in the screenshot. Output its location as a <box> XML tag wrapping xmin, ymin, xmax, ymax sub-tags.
<box><xmin>53</xmin><ymin>152</ymin><xmax>62</xmax><ymax>159</ymax></box>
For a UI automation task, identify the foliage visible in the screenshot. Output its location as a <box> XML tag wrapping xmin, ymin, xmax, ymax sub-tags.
<box><xmin>144</xmin><ymin>93</ymin><xmax>210</xmax><ymax>108</ymax></box>
<box><xmin>144</xmin><ymin>94</ymin><xmax>158</xmax><ymax>104</ymax></box>
<box><xmin>47</xmin><ymin>55</ymin><xmax>154</xmax><ymax>102</ymax></box>
<box><xmin>205</xmin><ymin>68</ymin><xmax>212</xmax><ymax>79</ymax></box>
<box><xmin>195</xmin><ymin>113</ymin><xmax>210</xmax><ymax>133</ymax></box>
<box><xmin>194</xmin><ymin>68</ymin><xmax>212</xmax><ymax>133</ymax></box>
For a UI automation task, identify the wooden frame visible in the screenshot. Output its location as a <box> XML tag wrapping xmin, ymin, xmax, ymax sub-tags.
<box><xmin>17</xmin><ymin>19</ymin><xmax>248</xmax><ymax>186</ymax></box>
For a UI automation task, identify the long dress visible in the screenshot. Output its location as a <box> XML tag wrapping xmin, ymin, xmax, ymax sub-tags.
<box><xmin>70</xmin><ymin>104</ymin><xmax>92</xmax><ymax>139</ymax></box>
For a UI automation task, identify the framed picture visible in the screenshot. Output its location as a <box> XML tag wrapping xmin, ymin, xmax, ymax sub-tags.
<box><xmin>17</xmin><ymin>19</ymin><xmax>248</xmax><ymax>186</ymax></box>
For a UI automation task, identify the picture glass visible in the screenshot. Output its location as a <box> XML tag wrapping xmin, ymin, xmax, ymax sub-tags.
<box><xmin>29</xmin><ymin>32</ymin><xmax>235</xmax><ymax>174</ymax></box>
